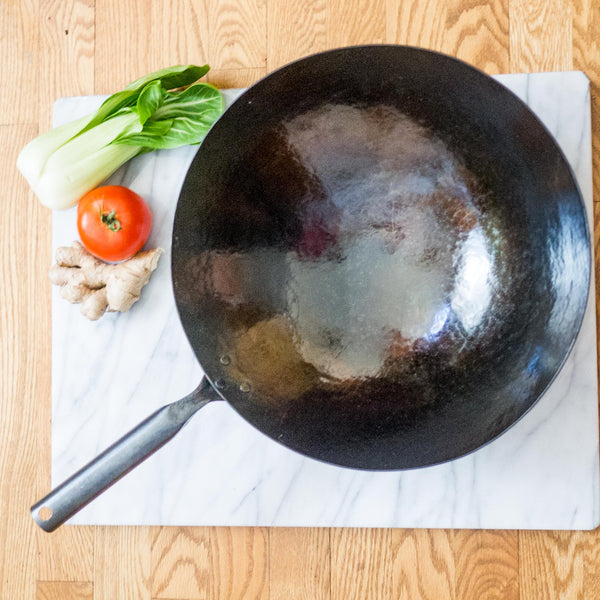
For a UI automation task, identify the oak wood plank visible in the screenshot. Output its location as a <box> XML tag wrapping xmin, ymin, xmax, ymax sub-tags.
<box><xmin>37</xmin><ymin>526</ymin><xmax>95</xmax><ymax>582</ymax></box>
<box><xmin>0</xmin><ymin>123</ymin><xmax>46</xmax><ymax>600</ymax></box>
<box><xmin>207</xmin><ymin>67</ymin><xmax>267</xmax><ymax>88</ymax></box>
<box><xmin>454</xmin><ymin>530</ymin><xmax>519</xmax><ymax>600</ymax></box>
<box><xmin>266</xmin><ymin>0</ymin><xmax>327</xmax><ymax>70</ymax></box>
<box><xmin>152</xmin><ymin>0</ymin><xmax>210</xmax><ymax>68</ymax></box>
<box><xmin>95</xmin><ymin>527</ymin><xmax>152</xmax><ymax>600</ymax></box>
<box><xmin>509</xmin><ymin>0</ymin><xmax>573</xmax><ymax>72</ymax></box>
<box><xmin>391</xmin><ymin>530</ymin><xmax>455</xmax><ymax>600</ymax></box>
<box><xmin>38</xmin><ymin>0</ymin><xmax>94</xmax><ymax>128</ymax></box>
<box><xmin>573</xmin><ymin>0</ymin><xmax>600</xmax><ymax>204</ymax></box>
<box><xmin>0</xmin><ymin>0</ymin><xmax>38</xmax><ymax>124</ymax></box>
<box><xmin>37</xmin><ymin>581</ymin><xmax>94</xmax><ymax>600</ymax></box>
<box><xmin>33</xmin><ymin>1</ymin><xmax>98</xmax><ymax>588</ymax></box>
<box><xmin>269</xmin><ymin>528</ymin><xmax>330</xmax><ymax>600</ymax></box>
<box><xmin>386</xmin><ymin>0</ymin><xmax>509</xmax><ymax>73</ymax></box>
<box><xmin>443</xmin><ymin>0</ymin><xmax>509</xmax><ymax>73</ymax></box>
<box><xmin>331</xmin><ymin>528</ymin><xmax>394</xmax><ymax>600</ymax></box>
<box><xmin>94</xmin><ymin>0</ymin><xmax>154</xmax><ymax>92</ymax></box>
<box><xmin>151</xmin><ymin>527</ymin><xmax>212</xmax><ymax>599</ymax></box>
<box><xmin>95</xmin><ymin>0</ymin><xmax>211</xmax><ymax>94</ymax></box>
<box><xmin>328</xmin><ymin>0</ymin><xmax>386</xmax><ymax>47</ymax></box>
<box><xmin>519</xmin><ymin>531</ymin><xmax>584</xmax><ymax>600</ymax></box>
<box><xmin>585</xmin><ymin>527</ymin><xmax>600</xmax><ymax>600</ymax></box>
<box><xmin>208</xmin><ymin>0</ymin><xmax>267</xmax><ymax>69</ymax></box>
<box><xmin>385</xmin><ymin>0</ymin><xmax>448</xmax><ymax>49</ymax></box>
<box><xmin>211</xmin><ymin>527</ymin><xmax>269</xmax><ymax>600</ymax></box>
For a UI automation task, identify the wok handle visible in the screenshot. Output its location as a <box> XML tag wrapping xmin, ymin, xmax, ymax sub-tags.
<box><xmin>31</xmin><ymin>378</ymin><xmax>219</xmax><ymax>532</ymax></box>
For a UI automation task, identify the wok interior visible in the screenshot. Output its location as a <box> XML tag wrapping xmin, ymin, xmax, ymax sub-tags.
<box><xmin>173</xmin><ymin>46</ymin><xmax>590</xmax><ymax>469</ymax></box>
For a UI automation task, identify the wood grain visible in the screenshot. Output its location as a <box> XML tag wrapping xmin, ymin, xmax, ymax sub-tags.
<box><xmin>267</xmin><ymin>0</ymin><xmax>327</xmax><ymax>69</ymax></box>
<box><xmin>151</xmin><ymin>0</ymin><xmax>210</xmax><ymax>68</ymax></box>
<box><xmin>386</xmin><ymin>0</ymin><xmax>509</xmax><ymax>73</ymax></box>
<box><xmin>269</xmin><ymin>528</ymin><xmax>330</xmax><ymax>600</ymax></box>
<box><xmin>95</xmin><ymin>0</ymin><xmax>213</xmax><ymax>92</ymax></box>
<box><xmin>37</xmin><ymin>526</ymin><xmax>95</xmax><ymax>582</ymax></box>
<box><xmin>95</xmin><ymin>0</ymin><xmax>154</xmax><ymax>92</ymax></box>
<box><xmin>386</xmin><ymin>0</ymin><xmax>447</xmax><ymax>49</ymax></box>
<box><xmin>206</xmin><ymin>67</ymin><xmax>267</xmax><ymax>88</ymax></box>
<box><xmin>444</xmin><ymin>0</ymin><xmax>509</xmax><ymax>73</ymax></box>
<box><xmin>4</xmin><ymin>1</ymin><xmax>600</xmax><ymax>599</ymax></box>
<box><xmin>519</xmin><ymin>531</ymin><xmax>584</xmax><ymax>600</ymax></box>
<box><xmin>32</xmin><ymin>1</ymin><xmax>98</xmax><ymax>595</ymax></box>
<box><xmin>151</xmin><ymin>527</ymin><xmax>211</xmax><ymax>599</ymax></box>
<box><xmin>95</xmin><ymin>527</ymin><xmax>151</xmax><ymax>600</ymax></box>
<box><xmin>37</xmin><ymin>582</ymin><xmax>94</xmax><ymax>600</ymax></box>
<box><xmin>0</xmin><ymin>123</ymin><xmax>44</xmax><ymax>600</ymax></box>
<box><xmin>573</xmin><ymin>0</ymin><xmax>600</xmax><ymax>204</ymax></box>
<box><xmin>328</xmin><ymin>0</ymin><xmax>386</xmax><ymax>47</ymax></box>
<box><xmin>38</xmin><ymin>0</ymin><xmax>94</xmax><ymax>127</ymax></box>
<box><xmin>585</xmin><ymin>526</ymin><xmax>600</xmax><ymax>600</ymax></box>
<box><xmin>331</xmin><ymin>529</ymin><xmax>394</xmax><ymax>600</ymax></box>
<box><xmin>211</xmin><ymin>527</ymin><xmax>269</xmax><ymax>600</ymax></box>
<box><xmin>0</xmin><ymin>0</ymin><xmax>38</xmax><ymax>124</ymax></box>
<box><xmin>454</xmin><ymin>530</ymin><xmax>519</xmax><ymax>600</ymax></box>
<box><xmin>391</xmin><ymin>530</ymin><xmax>454</xmax><ymax>600</ymax></box>
<box><xmin>509</xmin><ymin>0</ymin><xmax>573</xmax><ymax>72</ymax></box>
<box><xmin>209</xmin><ymin>0</ymin><xmax>267</xmax><ymax>69</ymax></box>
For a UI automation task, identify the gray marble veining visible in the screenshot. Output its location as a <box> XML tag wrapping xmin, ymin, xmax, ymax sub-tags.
<box><xmin>51</xmin><ymin>73</ymin><xmax>599</xmax><ymax>529</ymax></box>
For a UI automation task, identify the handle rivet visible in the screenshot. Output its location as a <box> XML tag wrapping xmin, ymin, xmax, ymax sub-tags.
<box><xmin>239</xmin><ymin>382</ymin><xmax>251</xmax><ymax>393</ymax></box>
<box><xmin>219</xmin><ymin>355</ymin><xmax>231</xmax><ymax>365</ymax></box>
<box><xmin>215</xmin><ymin>379</ymin><xmax>226</xmax><ymax>389</ymax></box>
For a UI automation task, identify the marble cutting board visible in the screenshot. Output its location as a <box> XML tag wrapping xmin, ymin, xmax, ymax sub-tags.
<box><xmin>51</xmin><ymin>71</ymin><xmax>599</xmax><ymax>529</ymax></box>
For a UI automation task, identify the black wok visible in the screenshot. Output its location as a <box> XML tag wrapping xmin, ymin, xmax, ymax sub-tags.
<box><xmin>32</xmin><ymin>46</ymin><xmax>590</xmax><ymax>532</ymax></box>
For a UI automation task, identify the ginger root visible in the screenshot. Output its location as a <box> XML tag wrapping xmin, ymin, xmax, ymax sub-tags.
<box><xmin>49</xmin><ymin>241</ymin><xmax>163</xmax><ymax>320</ymax></box>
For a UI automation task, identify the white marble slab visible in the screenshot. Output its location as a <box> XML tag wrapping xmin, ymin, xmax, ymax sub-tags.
<box><xmin>51</xmin><ymin>72</ymin><xmax>599</xmax><ymax>529</ymax></box>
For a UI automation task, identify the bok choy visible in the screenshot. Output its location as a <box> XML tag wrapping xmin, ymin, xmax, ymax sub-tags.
<box><xmin>17</xmin><ymin>64</ymin><xmax>224</xmax><ymax>210</ymax></box>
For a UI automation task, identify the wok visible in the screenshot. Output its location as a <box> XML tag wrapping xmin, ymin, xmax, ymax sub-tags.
<box><xmin>32</xmin><ymin>46</ymin><xmax>590</xmax><ymax>532</ymax></box>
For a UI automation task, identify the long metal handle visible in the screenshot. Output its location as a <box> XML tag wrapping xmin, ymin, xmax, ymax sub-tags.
<box><xmin>32</xmin><ymin>378</ymin><xmax>219</xmax><ymax>532</ymax></box>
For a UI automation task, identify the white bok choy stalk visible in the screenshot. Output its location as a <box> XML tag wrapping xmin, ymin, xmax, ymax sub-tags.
<box><xmin>17</xmin><ymin>64</ymin><xmax>224</xmax><ymax>210</ymax></box>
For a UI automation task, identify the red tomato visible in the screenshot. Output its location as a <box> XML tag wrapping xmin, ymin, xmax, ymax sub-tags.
<box><xmin>77</xmin><ymin>186</ymin><xmax>152</xmax><ymax>262</ymax></box>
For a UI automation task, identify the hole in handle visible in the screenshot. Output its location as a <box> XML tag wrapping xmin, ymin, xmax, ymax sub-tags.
<box><xmin>38</xmin><ymin>506</ymin><xmax>53</xmax><ymax>521</ymax></box>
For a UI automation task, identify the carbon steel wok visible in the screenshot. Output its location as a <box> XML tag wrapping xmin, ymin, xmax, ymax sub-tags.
<box><xmin>32</xmin><ymin>46</ymin><xmax>590</xmax><ymax>531</ymax></box>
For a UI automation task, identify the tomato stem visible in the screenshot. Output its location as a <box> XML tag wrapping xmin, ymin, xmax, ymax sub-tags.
<box><xmin>99</xmin><ymin>207</ymin><xmax>122</xmax><ymax>232</ymax></box>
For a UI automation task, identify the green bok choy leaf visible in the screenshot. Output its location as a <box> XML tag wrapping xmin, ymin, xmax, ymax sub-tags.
<box><xmin>17</xmin><ymin>64</ymin><xmax>223</xmax><ymax>210</ymax></box>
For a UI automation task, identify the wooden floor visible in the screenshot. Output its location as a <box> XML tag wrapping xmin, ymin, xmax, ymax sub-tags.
<box><xmin>3</xmin><ymin>0</ymin><xmax>600</xmax><ymax>598</ymax></box>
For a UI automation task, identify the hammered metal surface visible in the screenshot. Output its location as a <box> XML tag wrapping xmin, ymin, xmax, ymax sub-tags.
<box><xmin>172</xmin><ymin>46</ymin><xmax>590</xmax><ymax>469</ymax></box>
